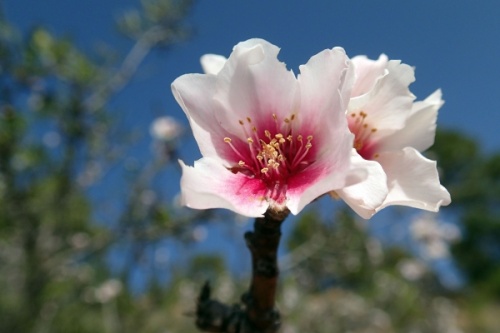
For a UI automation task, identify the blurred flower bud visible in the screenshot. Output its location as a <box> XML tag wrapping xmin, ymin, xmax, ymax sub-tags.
<box><xmin>150</xmin><ymin>116</ymin><xmax>183</xmax><ymax>142</ymax></box>
<box><xmin>95</xmin><ymin>279</ymin><xmax>123</xmax><ymax>303</ymax></box>
<box><xmin>398</xmin><ymin>259</ymin><xmax>427</xmax><ymax>281</ymax></box>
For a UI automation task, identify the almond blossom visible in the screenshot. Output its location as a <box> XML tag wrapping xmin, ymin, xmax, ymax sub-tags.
<box><xmin>150</xmin><ymin>116</ymin><xmax>183</xmax><ymax>142</ymax></box>
<box><xmin>172</xmin><ymin>39</ymin><xmax>359</xmax><ymax>217</ymax></box>
<box><xmin>335</xmin><ymin>55</ymin><xmax>451</xmax><ymax>218</ymax></box>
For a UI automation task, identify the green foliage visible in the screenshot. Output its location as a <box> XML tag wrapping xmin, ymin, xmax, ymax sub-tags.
<box><xmin>0</xmin><ymin>2</ymin><xmax>198</xmax><ymax>332</ymax></box>
<box><xmin>431</xmin><ymin>129</ymin><xmax>500</xmax><ymax>299</ymax></box>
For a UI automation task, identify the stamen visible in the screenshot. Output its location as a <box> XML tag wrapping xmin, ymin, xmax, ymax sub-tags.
<box><xmin>225</xmin><ymin>114</ymin><xmax>317</xmax><ymax>203</ymax></box>
<box><xmin>349</xmin><ymin>110</ymin><xmax>378</xmax><ymax>159</ymax></box>
<box><xmin>224</xmin><ymin>136</ymin><xmax>248</xmax><ymax>162</ymax></box>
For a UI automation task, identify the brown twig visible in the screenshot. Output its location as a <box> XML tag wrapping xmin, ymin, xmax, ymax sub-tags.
<box><xmin>195</xmin><ymin>208</ymin><xmax>289</xmax><ymax>333</ymax></box>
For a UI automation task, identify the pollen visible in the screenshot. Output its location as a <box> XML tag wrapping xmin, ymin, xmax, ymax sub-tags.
<box><xmin>349</xmin><ymin>110</ymin><xmax>378</xmax><ymax>160</ymax></box>
<box><xmin>221</xmin><ymin>113</ymin><xmax>316</xmax><ymax>203</ymax></box>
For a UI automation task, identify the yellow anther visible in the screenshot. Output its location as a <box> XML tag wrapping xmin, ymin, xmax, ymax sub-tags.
<box><xmin>247</xmin><ymin>138</ymin><xmax>254</xmax><ymax>144</ymax></box>
<box><xmin>239</xmin><ymin>120</ymin><xmax>244</xmax><ymax>125</ymax></box>
<box><xmin>224</xmin><ymin>137</ymin><xmax>232</xmax><ymax>143</ymax></box>
<box><xmin>290</xmin><ymin>114</ymin><xmax>296</xmax><ymax>121</ymax></box>
<box><xmin>246</xmin><ymin>117</ymin><xmax>252</xmax><ymax>123</ymax></box>
<box><xmin>261</xmin><ymin>167</ymin><xmax>269</xmax><ymax>173</ymax></box>
<box><xmin>307</xmin><ymin>135</ymin><xmax>313</xmax><ymax>141</ymax></box>
<box><xmin>297</xmin><ymin>135</ymin><xmax>303</xmax><ymax>141</ymax></box>
<box><xmin>238</xmin><ymin>160</ymin><xmax>245</xmax><ymax>166</ymax></box>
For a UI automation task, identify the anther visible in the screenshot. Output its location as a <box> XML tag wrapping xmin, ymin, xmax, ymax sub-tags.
<box><xmin>224</xmin><ymin>137</ymin><xmax>232</xmax><ymax>143</ymax></box>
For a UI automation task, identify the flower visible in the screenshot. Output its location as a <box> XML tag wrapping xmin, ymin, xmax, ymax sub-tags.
<box><xmin>150</xmin><ymin>116</ymin><xmax>183</xmax><ymax>142</ymax></box>
<box><xmin>335</xmin><ymin>55</ymin><xmax>451</xmax><ymax>218</ymax></box>
<box><xmin>410</xmin><ymin>213</ymin><xmax>461</xmax><ymax>259</ymax></box>
<box><xmin>172</xmin><ymin>39</ymin><xmax>358</xmax><ymax>217</ymax></box>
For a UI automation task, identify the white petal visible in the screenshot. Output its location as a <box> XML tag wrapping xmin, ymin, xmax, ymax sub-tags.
<box><xmin>283</xmin><ymin>48</ymin><xmax>356</xmax><ymax>214</ymax></box>
<box><xmin>285</xmin><ymin>147</ymin><xmax>362</xmax><ymax>215</ymax></box>
<box><xmin>213</xmin><ymin>39</ymin><xmax>299</xmax><ymax>138</ymax></box>
<box><xmin>351</xmin><ymin>54</ymin><xmax>388</xmax><ymax>97</ymax></box>
<box><xmin>376</xmin><ymin>147</ymin><xmax>451</xmax><ymax>212</ymax></box>
<box><xmin>298</xmin><ymin>47</ymin><xmax>355</xmax><ymax>156</ymax></box>
<box><xmin>348</xmin><ymin>60</ymin><xmax>416</xmax><ymax>137</ymax></box>
<box><xmin>377</xmin><ymin>89</ymin><xmax>444</xmax><ymax>152</ymax></box>
<box><xmin>180</xmin><ymin>158</ymin><xmax>268</xmax><ymax>217</ymax></box>
<box><xmin>336</xmin><ymin>151</ymin><xmax>389</xmax><ymax>219</ymax></box>
<box><xmin>171</xmin><ymin>74</ymin><xmax>230</xmax><ymax>163</ymax></box>
<box><xmin>200</xmin><ymin>54</ymin><xmax>227</xmax><ymax>75</ymax></box>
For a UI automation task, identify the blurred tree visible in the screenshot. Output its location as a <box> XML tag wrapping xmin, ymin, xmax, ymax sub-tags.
<box><xmin>430</xmin><ymin>130</ymin><xmax>500</xmax><ymax>298</ymax></box>
<box><xmin>0</xmin><ymin>1</ymin><xmax>203</xmax><ymax>332</ymax></box>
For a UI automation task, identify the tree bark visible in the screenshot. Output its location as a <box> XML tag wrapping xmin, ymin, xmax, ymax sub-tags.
<box><xmin>195</xmin><ymin>208</ymin><xmax>289</xmax><ymax>333</ymax></box>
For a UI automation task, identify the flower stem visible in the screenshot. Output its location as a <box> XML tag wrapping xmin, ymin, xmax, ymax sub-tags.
<box><xmin>195</xmin><ymin>208</ymin><xmax>289</xmax><ymax>333</ymax></box>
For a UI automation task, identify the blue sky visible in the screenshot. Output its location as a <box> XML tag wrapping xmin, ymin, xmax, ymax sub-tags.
<box><xmin>5</xmin><ymin>1</ymin><xmax>499</xmax><ymax>288</ymax></box>
<box><xmin>7</xmin><ymin>0</ymin><xmax>500</xmax><ymax>153</ymax></box>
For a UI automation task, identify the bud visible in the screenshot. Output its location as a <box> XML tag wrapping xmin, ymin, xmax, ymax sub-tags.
<box><xmin>150</xmin><ymin>116</ymin><xmax>182</xmax><ymax>142</ymax></box>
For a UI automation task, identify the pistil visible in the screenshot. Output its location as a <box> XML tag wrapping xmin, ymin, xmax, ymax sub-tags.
<box><xmin>223</xmin><ymin>114</ymin><xmax>316</xmax><ymax>202</ymax></box>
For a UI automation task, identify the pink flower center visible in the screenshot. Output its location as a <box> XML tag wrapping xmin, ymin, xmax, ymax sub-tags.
<box><xmin>223</xmin><ymin>114</ymin><xmax>315</xmax><ymax>204</ymax></box>
<box><xmin>348</xmin><ymin>111</ymin><xmax>378</xmax><ymax>160</ymax></box>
